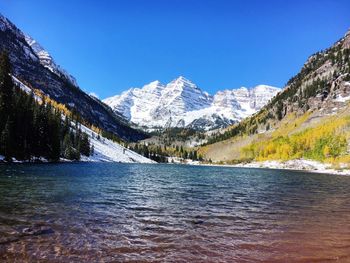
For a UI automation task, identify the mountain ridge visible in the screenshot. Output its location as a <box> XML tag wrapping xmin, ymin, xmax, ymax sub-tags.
<box><xmin>24</xmin><ymin>34</ymin><xmax>78</xmax><ymax>87</ymax></box>
<box><xmin>104</xmin><ymin>76</ymin><xmax>280</xmax><ymax>130</ymax></box>
<box><xmin>0</xmin><ymin>13</ymin><xmax>147</xmax><ymax>141</ymax></box>
<box><xmin>200</xmin><ymin>28</ymin><xmax>350</xmax><ymax>165</ymax></box>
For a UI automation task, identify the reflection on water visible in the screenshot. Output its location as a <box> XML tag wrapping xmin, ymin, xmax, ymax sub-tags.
<box><xmin>0</xmin><ymin>163</ymin><xmax>350</xmax><ymax>262</ymax></box>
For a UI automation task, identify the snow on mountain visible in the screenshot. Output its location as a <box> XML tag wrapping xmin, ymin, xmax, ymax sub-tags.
<box><xmin>0</xmin><ymin>14</ymin><xmax>77</xmax><ymax>87</ymax></box>
<box><xmin>80</xmin><ymin>124</ymin><xmax>155</xmax><ymax>163</ymax></box>
<box><xmin>24</xmin><ymin>35</ymin><xmax>78</xmax><ymax>87</ymax></box>
<box><xmin>12</xmin><ymin>75</ymin><xmax>154</xmax><ymax>163</ymax></box>
<box><xmin>1</xmin><ymin>13</ymin><xmax>146</xmax><ymax>141</ymax></box>
<box><xmin>104</xmin><ymin>77</ymin><xmax>281</xmax><ymax>130</ymax></box>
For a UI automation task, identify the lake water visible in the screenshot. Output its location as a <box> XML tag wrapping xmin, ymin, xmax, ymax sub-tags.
<box><xmin>0</xmin><ymin>163</ymin><xmax>350</xmax><ymax>262</ymax></box>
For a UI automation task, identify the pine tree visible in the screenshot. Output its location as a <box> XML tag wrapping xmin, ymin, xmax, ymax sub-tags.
<box><xmin>21</xmin><ymin>92</ymin><xmax>35</xmax><ymax>159</ymax></box>
<box><xmin>0</xmin><ymin>51</ymin><xmax>13</xmax><ymax>133</ymax></box>
<box><xmin>90</xmin><ymin>144</ymin><xmax>94</xmax><ymax>156</ymax></box>
<box><xmin>62</xmin><ymin>133</ymin><xmax>75</xmax><ymax>160</ymax></box>
<box><xmin>193</xmin><ymin>150</ymin><xmax>197</xmax><ymax>160</ymax></box>
<box><xmin>79</xmin><ymin>132</ymin><xmax>90</xmax><ymax>156</ymax></box>
<box><xmin>47</xmin><ymin>110</ymin><xmax>61</xmax><ymax>161</ymax></box>
<box><xmin>0</xmin><ymin>118</ymin><xmax>13</xmax><ymax>160</ymax></box>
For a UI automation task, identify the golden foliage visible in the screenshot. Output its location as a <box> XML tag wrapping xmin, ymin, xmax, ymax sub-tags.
<box><xmin>241</xmin><ymin>115</ymin><xmax>350</xmax><ymax>163</ymax></box>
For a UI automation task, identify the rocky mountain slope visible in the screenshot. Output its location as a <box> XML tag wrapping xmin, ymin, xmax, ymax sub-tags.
<box><xmin>104</xmin><ymin>76</ymin><xmax>280</xmax><ymax>130</ymax></box>
<box><xmin>200</xmin><ymin>28</ymin><xmax>350</xmax><ymax>165</ymax></box>
<box><xmin>24</xmin><ymin>34</ymin><xmax>78</xmax><ymax>87</ymax></box>
<box><xmin>5</xmin><ymin>46</ymin><xmax>155</xmax><ymax>163</ymax></box>
<box><xmin>0</xmin><ymin>13</ymin><xmax>146</xmax><ymax>141</ymax></box>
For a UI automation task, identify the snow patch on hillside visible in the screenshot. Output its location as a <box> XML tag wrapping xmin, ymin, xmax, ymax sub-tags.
<box><xmin>80</xmin><ymin>124</ymin><xmax>155</xmax><ymax>163</ymax></box>
<box><xmin>335</xmin><ymin>94</ymin><xmax>350</xmax><ymax>102</ymax></box>
<box><xmin>11</xmin><ymin>76</ymin><xmax>154</xmax><ymax>163</ymax></box>
<box><xmin>12</xmin><ymin>75</ymin><xmax>42</xmax><ymax>102</ymax></box>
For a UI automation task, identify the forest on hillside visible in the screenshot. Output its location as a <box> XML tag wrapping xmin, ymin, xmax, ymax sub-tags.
<box><xmin>0</xmin><ymin>51</ymin><xmax>92</xmax><ymax>162</ymax></box>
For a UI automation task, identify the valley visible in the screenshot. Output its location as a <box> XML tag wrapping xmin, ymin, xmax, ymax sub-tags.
<box><xmin>1</xmin><ymin>12</ymin><xmax>350</xmax><ymax>175</ymax></box>
<box><xmin>1</xmin><ymin>2</ymin><xmax>350</xmax><ymax>262</ymax></box>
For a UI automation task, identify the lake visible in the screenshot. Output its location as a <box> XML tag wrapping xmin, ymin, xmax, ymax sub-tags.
<box><xmin>0</xmin><ymin>163</ymin><xmax>350</xmax><ymax>262</ymax></box>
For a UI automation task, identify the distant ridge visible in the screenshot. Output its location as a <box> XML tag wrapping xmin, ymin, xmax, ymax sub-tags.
<box><xmin>104</xmin><ymin>76</ymin><xmax>280</xmax><ymax>130</ymax></box>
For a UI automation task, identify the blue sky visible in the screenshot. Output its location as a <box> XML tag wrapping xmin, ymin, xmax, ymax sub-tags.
<box><xmin>0</xmin><ymin>0</ymin><xmax>349</xmax><ymax>98</ymax></box>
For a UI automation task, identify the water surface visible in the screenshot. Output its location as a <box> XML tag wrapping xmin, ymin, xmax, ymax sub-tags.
<box><xmin>0</xmin><ymin>163</ymin><xmax>350</xmax><ymax>262</ymax></box>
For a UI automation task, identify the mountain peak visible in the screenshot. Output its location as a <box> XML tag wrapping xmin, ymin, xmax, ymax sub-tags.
<box><xmin>167</xmin><ymin>76</ymin><xmax>199</xmax><ymax>93</ymax></box>
<box><xmin>150</xmin><ymin>80</ymin><xmax>162</xmax><ymax>85</ymax></box>
<box><xmin>144</xmin><ymin>80</ymin><xmax>163</xmax><ymax>88</ymax></box>
<box><xmin>141</xmin><ymin>80</ymin><xmax>164</xmax><ymax>93</ymax></box>
<box><xmin>104</xmin><ymin>80</ymin><xmax>280</xmax><ymax>130</ymax></box>
<box><xmin>176</xmin><ymin>75</ymin><xmax>189</xmax><ymax>81</ymax></box>
<box><xmin>170</xmin><ymin>76</ymin><xmax>194</xmax><ymax>85</ymax></box>
<box><xmin>252</xmin><ymin>84</ymin><xmax>281</xmax><ymax>92</ymax></box>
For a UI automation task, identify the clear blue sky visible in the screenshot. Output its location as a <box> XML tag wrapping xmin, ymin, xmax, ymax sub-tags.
<box><xmin>0</xmin><ymin>0</ymin><xmax>349</xmax><ymax>98</ymax></box>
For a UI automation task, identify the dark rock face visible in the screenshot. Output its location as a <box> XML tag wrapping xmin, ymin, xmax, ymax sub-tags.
<box><xmin>0</xmin><ymin>14</ymin><xmax>147</xmax><ymax>141</ymax></box>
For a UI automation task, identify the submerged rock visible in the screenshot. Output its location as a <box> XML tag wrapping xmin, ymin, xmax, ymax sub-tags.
<box><xmin>21</xmin><ymin>226</ymin><xmax>54</xmax><ymax>236</ymax></box>
<box><xmin>193</xmin><ymin>220</ymin><xmax>204</xmax><ymax>225</ymax></box>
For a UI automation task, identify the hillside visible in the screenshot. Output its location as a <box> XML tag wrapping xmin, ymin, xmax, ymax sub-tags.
<box><xmin>200</xmin><ymin>29</ymin><xmax>350</xmax><ymax>168</ymax></box>
<box><xmin>0</xmin><ymin>53</ymin><xmax>153</xmax><ymax>164</ymax></box>
<box><xmin>104</xmin><ymin>76</ymin><xmax>280</xmax><ymax>130</ymax></box>
<box><xmin>0</xmin><ymin>13</ymin><xmax>146</xmax><ymax>141</ymax></box>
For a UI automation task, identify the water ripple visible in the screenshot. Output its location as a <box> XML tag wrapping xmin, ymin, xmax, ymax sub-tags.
<box><xmin>0</xmin><ymin>163</ymin><xmax>350</xmax><ymax>262</ymax></box>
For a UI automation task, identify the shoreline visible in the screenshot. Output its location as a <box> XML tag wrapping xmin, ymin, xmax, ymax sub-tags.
<box><xmin>188</xmin><ymin>159</ymin><xmax>350</xmax><ymax>176</ymax></box>
<box><xmin>1</xmin><ymin>157</ymin><xmax>350</xmax><ymax>176</ymax></box>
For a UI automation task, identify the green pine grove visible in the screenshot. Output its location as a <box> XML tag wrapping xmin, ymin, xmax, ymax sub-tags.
<box><xmin>0</xmin><ymin>51</ymin><xmax>92</xmax><ymax>162</ymax></box>
<box><xmin>128</xmin><ymin>143</ymin><xmax>202</xmax><ymax>163</ymax></box>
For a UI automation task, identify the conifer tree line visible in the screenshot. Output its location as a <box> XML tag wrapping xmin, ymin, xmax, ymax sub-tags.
<box><xmin>128</xmin><ymin>143</ymin><xmax>203</xmax><ymax>163</ymax></box>
<box><xmin>0</xmin><ymin>51</ymin><xmax>92</xmax><ymax>162</ymax></box>
<box><xmin>128</xmin><ymin>144</ymin><xmax>168</xmax><ymax>162</ymax></box>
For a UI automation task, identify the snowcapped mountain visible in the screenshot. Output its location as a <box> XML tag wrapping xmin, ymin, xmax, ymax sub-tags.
<box><xmin>104</xmin><ymin>77</ymin><xmax>281</xmax><ymax>130</ymax></box>
<box><xmin>10</xmin><ymin>54</ymin><xmax>154</xmax><ymax>164</ymax></box>
<box><xmin>24</xmin><ymin>35</ymin><xmax>77</xmax><ymax>87</ymax></box>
